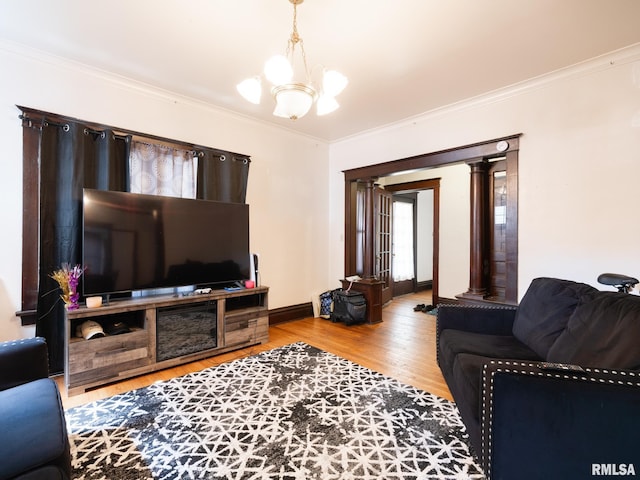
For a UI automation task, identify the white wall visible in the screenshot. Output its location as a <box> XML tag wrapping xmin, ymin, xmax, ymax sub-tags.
<box><xmin>329</xmin><ymin>44</ymin><xmax>640</xmax><ymax>300</ymax></box>
<box><xmin>0</xmin><ymin>42</ymin><xmax>331</xmax><ymax>341</ymax></box>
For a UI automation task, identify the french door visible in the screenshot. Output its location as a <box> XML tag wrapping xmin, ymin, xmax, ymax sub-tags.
<box><xmin>375</xmin><ymin>187</ymin><xmax>393</xmax><ymax>304</ymax></box>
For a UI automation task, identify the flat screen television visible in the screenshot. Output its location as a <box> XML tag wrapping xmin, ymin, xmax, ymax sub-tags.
<box><xmin>82</xmin><ymin>189</ymin><xmax>250</xmax><ymax>296</ymax></box>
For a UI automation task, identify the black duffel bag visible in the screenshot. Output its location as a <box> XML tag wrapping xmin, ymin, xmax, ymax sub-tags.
<box><xmin>330</xmin><ymin>289</ymin><xmax>367</xmax><ymax>325</ymax></box>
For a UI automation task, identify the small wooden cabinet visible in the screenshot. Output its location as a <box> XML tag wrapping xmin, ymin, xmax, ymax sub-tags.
<box><xmin>340</xmin><ymin>279</ymin><xmax>383</xmax><ymax>324</ymax></box>
<box><xmin>65</xmin><ymin>287</ymin><xmax>268</xmax><ymax>395</ymax></box>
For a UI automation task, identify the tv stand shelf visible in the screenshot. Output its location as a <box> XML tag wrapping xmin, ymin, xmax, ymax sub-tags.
<box><xmin>64</xmin><ymin>286</ymin><xmax>269</xmax><ymax>396</ymax></box>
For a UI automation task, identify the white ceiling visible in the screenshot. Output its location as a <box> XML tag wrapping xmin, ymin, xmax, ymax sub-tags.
<box><xmin>2</xmin><ymin>0</ymin><xmax>640</xmax><ymax>142</ymax></box>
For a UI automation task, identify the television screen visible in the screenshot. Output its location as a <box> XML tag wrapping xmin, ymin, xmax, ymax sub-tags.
<box><xmin>82</xmin><ymin>189</ymin><xmax>250</xmax><ymax>296</ymax></box>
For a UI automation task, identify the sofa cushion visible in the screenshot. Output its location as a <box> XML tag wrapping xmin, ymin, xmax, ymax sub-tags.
<box><xmin>547</xmin><ymin>292</ymin><xmax>640</xmax><ymax>369</ymax></box>
<box><xmin>439</xmin><ymin>329</ymin><xmax>542</xmax><ymax>364</ymax></box>
<box><xmin>438</xmin><ymin>329</ymin><xmax>538</xmax><ymax>395</ymax></box>
<box><xmin>512</xmin><ymin>277</ymin><xmax>597</xmax><ymax>358</ymax></box>
<box><xmin>451</xmin><ymin>353</ymin><xmax>486</xmax><ymax>455</ymax></box>
<box><xmin>438</xmin><ymin>329</ymin><xmax>543</xmax><ymax>457</ymax></box>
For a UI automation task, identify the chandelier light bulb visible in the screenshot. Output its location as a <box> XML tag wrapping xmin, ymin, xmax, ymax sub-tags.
<box><xmin>264</xmin><ymin>55</ymin><xmax>293</xmax><ymax>85</ymax></box>
<box><xmin>322</xmin><ymin>69</ymin><xmax>348</xmax><ymax>97</ymax></box>
<box><xmin>236</xmin><ymin>77</ymin><xmax>262</xmax><ymax>104</ymax></box>
<box><xmin>316</xmin><ymin>94</ymin><xmax>339</xmax><ymax>116</ymax></box>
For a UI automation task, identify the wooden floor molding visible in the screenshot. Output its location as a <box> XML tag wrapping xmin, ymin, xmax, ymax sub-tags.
<box><xmin>56</xmin><ymin>290</ymin><xmax>452</xmax><ymax>409</ymax></box>
<box><xmin>268</xmin><ymin>302</ymin><xmax>314</xmax><ymax>325</ymax></box>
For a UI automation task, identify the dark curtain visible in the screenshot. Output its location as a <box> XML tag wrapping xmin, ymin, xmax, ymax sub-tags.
<box><xmin>197</xmin><ymin>151</ymin><xmax>250</xmax><ymax>203</ymax></box>
<box><xmin>36</xmin><ymin>121</ymin><xmax>130</xmax><ymax>373</ymax></box>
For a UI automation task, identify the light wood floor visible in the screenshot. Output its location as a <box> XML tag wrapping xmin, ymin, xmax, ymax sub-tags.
<box><xmin>56</xmin><ymin>290</ymin><xmax>451</xmax><ymax>409</ymax></box>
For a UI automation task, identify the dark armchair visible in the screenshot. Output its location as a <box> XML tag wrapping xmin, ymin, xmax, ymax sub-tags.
<box><xmin>0</xmin><ymin>337</ymin><xmax>71</xmax><ymax>480</ymax></box>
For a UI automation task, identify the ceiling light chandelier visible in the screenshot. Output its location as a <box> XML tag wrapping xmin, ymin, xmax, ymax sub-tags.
<box><xmin>236</xmin><ymin>0</ymin><xmax>348</xmax><ymax>120</ymax></box>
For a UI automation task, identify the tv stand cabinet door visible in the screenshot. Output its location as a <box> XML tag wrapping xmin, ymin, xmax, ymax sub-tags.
<box><xmin>224</xmin><ymin>309</ymin><xmax>268</xmax><ymax>348</ymax></box>
<box><xmin>67</xmin><ymin>328</ymin><xmax>152</xmax><ymax>390</ymax></box>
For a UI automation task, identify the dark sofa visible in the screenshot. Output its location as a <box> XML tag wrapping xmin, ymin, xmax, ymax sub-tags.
<box><xmin>0</xmin><ymin>337</ymin><xmax>71</xmax><ymax>480</ymax></box>
<box><xmin>437</xmin><ymin>277</ymin><xmax>640</xmax><ymax>480</ymax></box>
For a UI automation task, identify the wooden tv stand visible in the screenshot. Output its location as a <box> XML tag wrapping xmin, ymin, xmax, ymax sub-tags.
<box><xmin>64</xmin><ymin>286</ymin><xmax>268</xmax><ymax>396</ymax></box>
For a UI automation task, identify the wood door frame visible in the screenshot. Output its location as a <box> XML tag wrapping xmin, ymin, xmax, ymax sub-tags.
<box><xmin>342</xmin><ymin>134</ymin><xmax>521</xmax><ymax>306</ymax></box>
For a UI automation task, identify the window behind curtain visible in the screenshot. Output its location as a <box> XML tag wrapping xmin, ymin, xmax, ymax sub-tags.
<box><xmin>129</xmin><ymin>140</ymin><xmax>197</xmax><ymax>198</ymax></box>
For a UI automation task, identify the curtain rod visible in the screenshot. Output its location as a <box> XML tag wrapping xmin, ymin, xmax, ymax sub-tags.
<box><xmin>18</xmin><ymin>113</ymin><xmax>130</xmax><ymax>140</ymax></box>
<box><xmin>18</xmin><ymin>106</ymin><xmax>251</xmax><ymax>161</ymax></box>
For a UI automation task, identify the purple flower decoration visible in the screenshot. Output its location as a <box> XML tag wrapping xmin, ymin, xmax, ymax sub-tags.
<box><xmin>50</xmin><ymin>263</ymin><xmax>85</xmax><ymax>310</ymax></box>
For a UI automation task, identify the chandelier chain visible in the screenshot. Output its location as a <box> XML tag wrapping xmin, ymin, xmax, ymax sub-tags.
<box><xmin>287</xmin><ymin>0</ymin><xmax>310</xmax><ymax>82</ymax></box>
<box><xmin>291</xmin><ymin>1</ymin><xmax>300</xmax><ymax>44</ymax></box>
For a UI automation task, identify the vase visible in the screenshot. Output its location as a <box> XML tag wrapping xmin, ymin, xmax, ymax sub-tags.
<box><xmin>67</xmin><ymin>285</ymin><xmax>80</xmax><ymax>311</ymax></box>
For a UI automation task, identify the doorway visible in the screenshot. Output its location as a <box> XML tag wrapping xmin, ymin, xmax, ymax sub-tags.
<box><xmin>342</xmin><ymin>135</ymin><xmax>520</xmax><ymax>306</ymax></box>
<box><xmin>386</xmin><ymin>179</ymin><xmax>439</xmax><ymax>300</ymax></box>
<box><xmin>391</xmin><ymin>194</ymin><xmax>417</xmax><ymax>297</ymax></box>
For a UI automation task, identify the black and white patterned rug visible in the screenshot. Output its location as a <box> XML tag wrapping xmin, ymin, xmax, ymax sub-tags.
<box><xmin>66</xmin><ymin>342</ymin><xmax>485</xmax><ymax>479</ymax></box>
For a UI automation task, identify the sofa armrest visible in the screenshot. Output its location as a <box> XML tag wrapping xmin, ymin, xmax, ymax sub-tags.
<box><xmin>0</xmin><ymin>337</ymin><xmax>49</xmax><ymax>391</ymax></box>
<box><xmin>436</xmin><ymin>304</ymin><xmax>517</xmax><ymax>339</ymax></box>
<box><xmin>481</xmin><ymin>360</ymin><xmax>640</xmax><ymax>480</ymax></box>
